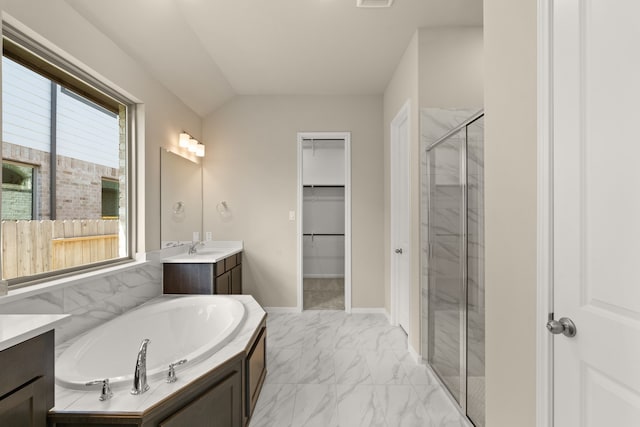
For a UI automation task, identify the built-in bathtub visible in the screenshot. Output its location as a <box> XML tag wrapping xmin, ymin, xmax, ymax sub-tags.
<box><xmin>56</xmin><ymin>295</ymin><xmax>246</xmax><ymax>390</ymax></box>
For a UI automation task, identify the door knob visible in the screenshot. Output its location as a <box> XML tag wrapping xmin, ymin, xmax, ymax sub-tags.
<box><xmin>395</xmin><ymin>248</ymin><xmax>403</xmax><ymax>254</ymax></box>
<box><xmin>546</xmin><ymin>317</ymin><xmax>577</xmax><ymax>337</ymax></box>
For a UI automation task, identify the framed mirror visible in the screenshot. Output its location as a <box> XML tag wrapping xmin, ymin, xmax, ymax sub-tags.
<box><xmin>160</xmin><ymin>148</ymin><xmax>202</xmax><ymax>247</ymax></box>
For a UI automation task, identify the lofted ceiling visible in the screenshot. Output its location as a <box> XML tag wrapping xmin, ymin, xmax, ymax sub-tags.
<box><xmin>65</xmin><ymin>0</ymin><xmax>482</xmax><ymax>117</ymax></box>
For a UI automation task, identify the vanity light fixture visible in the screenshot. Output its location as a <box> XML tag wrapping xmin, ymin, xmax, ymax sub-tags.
<box><xmin>176</xmin><ymin>131</ymin><xmax>205</xmax><ymax>158</ymax></box>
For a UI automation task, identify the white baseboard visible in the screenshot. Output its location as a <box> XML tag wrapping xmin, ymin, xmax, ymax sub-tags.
<box><xmin>263</xmin><ymin>307</ymin><xmax>301</xmax><ymax>313</ymax></box>
<box><xmin>350</xmin><ymin>307</ymin><xmax>390</xmax><ymax>320</ymax></box>
<box><xmin>303</xmin><ymin>274</ymin><xmax>345</xmax><ymax>279</ymax></box>
<box><xmin>408</xmin><ymin>344</ymin><xmax>422</xmax><ymax>364</ymax></box>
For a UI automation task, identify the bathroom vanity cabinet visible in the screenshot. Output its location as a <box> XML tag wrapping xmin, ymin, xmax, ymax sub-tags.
<box><xmin>0</xmin><ymin>330</ymin><xmax>54</xmax><ymax>427</ymax></box>
<box><xmin>163</xmin><ymin>252</ymin><xmax>242</xmax><ymax>295</ymax></box>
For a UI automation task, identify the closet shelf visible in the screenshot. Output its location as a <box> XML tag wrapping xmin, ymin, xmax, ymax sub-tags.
<box><xmin>303</xmin><ymin>233</ymin><xmax>345</xmax><ymax>236</ymax></box>
<box><xmin>303</xmin><ymin>185</ymin><xmax>344</xmax><ymax>188</ymax></box>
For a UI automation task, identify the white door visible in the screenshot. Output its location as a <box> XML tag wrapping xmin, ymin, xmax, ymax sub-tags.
<box><xmin>552</xmin><ymin>1</ymin><xmax>640</xmax><ymax>425</ymax></box>
<box><xmin>391</xmin><ymin>103</ymin><xmax>411</xmax><ymax>334</ymax></box>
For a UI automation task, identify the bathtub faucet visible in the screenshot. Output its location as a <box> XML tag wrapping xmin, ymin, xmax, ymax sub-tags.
<box><xmin>131</xmin><ymin>338</ymin><xmax>151</xmax><ymax>395</ymax></box>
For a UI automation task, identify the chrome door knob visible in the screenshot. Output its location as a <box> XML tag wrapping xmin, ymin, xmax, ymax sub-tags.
<box><xmin>395</xmin><ymin>248</ymin><xmax>403</xmax><ymax>254</ymax></box>
<box><xmin>546</xmin><ymin>317</ymin><xmax>577</xmax><ymax>337</ymax></box>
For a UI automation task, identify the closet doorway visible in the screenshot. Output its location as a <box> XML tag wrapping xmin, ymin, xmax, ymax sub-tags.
<box><xmin>297</xmin><ymin>132</ymin><xmax>351</xmax><ymax>312</ymax></box>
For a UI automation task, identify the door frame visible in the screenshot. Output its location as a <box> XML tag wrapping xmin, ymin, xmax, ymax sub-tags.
<box><xmin>390</xmin><ymin>100</ymin><xmax>411</xmax><ymax>334</ymax></box>
<box><xmin>537</xmin><ymin>0</ymin><xmax>554</xmax><ymax>425</ymax></box>
<box><xmin>296</xmin><ymin>131</ymin><xmax>352</xmax><ymax>313</ymax></box>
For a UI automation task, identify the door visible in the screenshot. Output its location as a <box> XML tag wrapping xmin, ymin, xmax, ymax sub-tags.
<box><xmin>551</xmin><ymin>1</ymin><xmax>640</xmax><ymax>425</ymax></box>
<box><xmin>391</xmin><ymin>103</ymin><xmax>411</xmax><ymax>334</ymax></box>
<box><xmin>427</xmin><ymin>130</ymin><xmax>465</xmax><ymax>405</ymax></box>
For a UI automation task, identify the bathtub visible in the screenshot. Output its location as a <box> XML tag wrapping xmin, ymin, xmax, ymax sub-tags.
<box><xmin>56</xmin><ymin>295</ymin><xmax>246</xmax><ymax>390</ymax></box>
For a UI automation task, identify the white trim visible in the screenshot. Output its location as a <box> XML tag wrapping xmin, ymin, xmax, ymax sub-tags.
<box><xmin>350</xmin><ymin>307</ymin><xmax>387</xmax><ymax>315</ymax></box>
<box><xmin>537</xmin><ymin>0</ymin><xmax>554</xmax><ymax>426</ymax></box>
<box><xmin>303</xmin><ymin>274</ymin><xmax>345</xmax><ymax>279</ymax></box>
<box><xmin>296</xmin><ymin>132</ymin><xmax>352</xmax><ymax>313</ymax></box>
<box><xmin>389</xmin><ymin>100</ymin><xmax>411</xmax><ymax>331</ymax></box>
<box><xmin>264</xmin><ymin>307</ymin><xmax>301</xmax><ymax>314</ymax></box>
<box><xmin>408</xmin><ymin>344</ymin><xmax>422</xmax><ymax>364</ymax></box>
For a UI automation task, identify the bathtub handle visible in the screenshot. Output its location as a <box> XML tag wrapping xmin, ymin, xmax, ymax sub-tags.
<box><xmin>166</xmin><ymin>359</ymin><xmax>188</xmax><ymax>383</ymax></box>
<box><xmin>86</xmin><ymin>378</ymin><xmax>113</xmax><ymax>401</ymax></box>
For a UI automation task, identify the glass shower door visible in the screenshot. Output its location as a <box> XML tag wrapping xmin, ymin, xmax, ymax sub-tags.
<box><xmin>427</xmin><ymin>129</ymin><xmax>465</xmax><ymax>404</ymax></box>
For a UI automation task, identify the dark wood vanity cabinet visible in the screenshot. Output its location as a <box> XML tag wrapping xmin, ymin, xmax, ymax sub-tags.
<box><xmin>245</xmin><ymin>324</ymin><xmax>266</xmax><ymax>419</ymax></box>
<box><xmin>163</xmin><ymin>252</ymin><xmax>242</xmax><ymax>295</ymax></box>
<box><xmin>0</xmin><ymin>330</ymin><xmax>54</xmax><ymax>427</ymax></box>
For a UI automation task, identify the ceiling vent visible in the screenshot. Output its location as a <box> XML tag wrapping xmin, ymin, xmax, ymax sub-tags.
<box><xmin>356</xmin><ymin>0</ymin><xmax>394</xmax><ymax>8</ymax></box>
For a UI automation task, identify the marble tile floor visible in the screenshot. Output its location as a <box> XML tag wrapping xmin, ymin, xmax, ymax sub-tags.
<box><xmin>250</xmin><ymin>310</ymin><xmax>470</xmax><ymax>427</ymax></box>
<box><xmin>303</xmin><ymin>278</ymin><xmax>345</xmax><ymax>310</ymax></box>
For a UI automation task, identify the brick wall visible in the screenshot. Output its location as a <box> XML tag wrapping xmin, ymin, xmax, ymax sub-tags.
<box><xmin>2</xmin><ymin>142</ymin><xmax>119</xmax><ymax>220</ymax></box>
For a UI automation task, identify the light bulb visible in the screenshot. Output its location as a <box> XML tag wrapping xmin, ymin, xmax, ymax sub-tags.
<box><xmin>179</xmin><ymin>132</ymin><xmax>190</xmax><ymax>148</ymax></box>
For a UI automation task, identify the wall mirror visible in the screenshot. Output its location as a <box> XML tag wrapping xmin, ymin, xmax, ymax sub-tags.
<box><xmin>160</xmin><ymin>148</ymin><xmax>202</xmax><ymax>247</ymax></box>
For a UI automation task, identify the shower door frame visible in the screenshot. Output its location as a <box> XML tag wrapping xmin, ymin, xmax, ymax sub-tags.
<box><xmin>425</xmin><ymin>110</ymin><xmax>484</xmax><ymax>422</ymax></box>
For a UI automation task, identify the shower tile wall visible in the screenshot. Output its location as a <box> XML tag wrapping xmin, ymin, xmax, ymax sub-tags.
<box><xmin>0</xmin><ymin>256</ymin><xmax>163</xmax><ymax>344</ymax></box>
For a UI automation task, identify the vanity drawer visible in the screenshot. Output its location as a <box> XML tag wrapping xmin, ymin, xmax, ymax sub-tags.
<box><xmin>224</xmin><ymin>253</ymin><xmax>238</xmax><ymax>271</ymax></box>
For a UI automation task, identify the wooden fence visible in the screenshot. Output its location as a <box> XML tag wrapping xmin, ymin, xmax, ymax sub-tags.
<box><xmin>2</xmin><ymin>219</ymin><xmax>119</xmax><ymax>280</ymax></box>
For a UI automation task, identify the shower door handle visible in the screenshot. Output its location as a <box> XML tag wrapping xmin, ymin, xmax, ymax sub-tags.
<box><xmin>395</xmin><ymin>248</ymin><xmax>403</xmax><ymax>254</ymax></box>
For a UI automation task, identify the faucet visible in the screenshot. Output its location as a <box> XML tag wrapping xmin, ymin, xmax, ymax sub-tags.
<box><xmin>131</xmin><ymin>338</ymin><xmax>150</xmax><ymax>395</ymax></box>
<box><xmin>188</xmin><ymin>241</ymin><xmax>204</xmax><ymax>254</ymax></box>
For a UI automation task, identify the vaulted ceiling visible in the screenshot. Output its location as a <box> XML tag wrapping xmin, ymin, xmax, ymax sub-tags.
<box><xmin>65</xmin><ymin>0</ymin><xmax>482</xmax><ymax>117</ymax></box>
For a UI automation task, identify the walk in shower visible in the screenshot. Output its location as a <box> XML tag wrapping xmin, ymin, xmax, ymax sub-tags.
<box><xmin>422</xmin><ymin>111</ymin><xmax>485</xmax><ymax>426</ymax></box>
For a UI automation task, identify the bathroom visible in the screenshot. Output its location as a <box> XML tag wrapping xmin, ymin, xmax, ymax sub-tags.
<box><xmin>0</xmin><ymin>0</ymin><xmax>589</xmax><ymax>426</ymax></box>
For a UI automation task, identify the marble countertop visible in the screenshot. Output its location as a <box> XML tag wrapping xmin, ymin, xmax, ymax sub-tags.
<box><xmin>0</xmin><ymin>314</ymin><xmax>70</xmax><ymax>351</ymax></box>
<box><xmin>161</xmin><ymin>240</ymin><xmax>243</xmax><ymax>263</ymax></box>
<box><xmin>51</xmin><ymin>294</ymin><xmax>266</xmax><ymax>414</ymax></box>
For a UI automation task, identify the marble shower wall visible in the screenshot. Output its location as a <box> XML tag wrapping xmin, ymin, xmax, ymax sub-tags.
<box><xmin>0</xmin><ymin>256</ymin><xmax>165</xmax><ymax>344</ymax></box>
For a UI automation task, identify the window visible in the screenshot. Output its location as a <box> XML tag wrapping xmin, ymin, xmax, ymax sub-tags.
<box><xmin>2</xmin><ymin>161</ymin><xmax>37</xmax><ymax>220</ymax></box>
<box><xmin>101</xmin><ymin>178</ymin><xmax>119</xmax><ymax>219</ymax></box>
<box><xmin>1</xmin><ymin>28</ymin><xmax>133</xmax><ymax>285</ymax></box>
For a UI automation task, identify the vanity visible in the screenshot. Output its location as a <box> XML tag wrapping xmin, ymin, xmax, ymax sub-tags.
<box><xmin>162</xmin><ymin>241</ymin><xmax>243</xmax><ymax>295</ymax></box>
<box><xmin>0</xmin><ymin>315</ymin><xmax>69</xmax><ymax>426</ymax></box>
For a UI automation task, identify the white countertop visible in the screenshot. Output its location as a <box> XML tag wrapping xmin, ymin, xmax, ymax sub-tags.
<box><xmin>0</xmin><ymin>314</ymin><xmax>70</xmax><ymax>351</ymax></box>
<box><xmin>51</xmin><ymin>294</ymin><xmax>266</xmax><ymax>414</ymax></box>
<box><xmin>161</xmin><ymin>240</ymin><xmax>243</xmax><ymax>263</ymax></box>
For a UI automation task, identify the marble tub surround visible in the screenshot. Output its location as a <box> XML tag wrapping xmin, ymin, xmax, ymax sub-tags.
<box><xmin>252</xmin><ymin>311</ymin><xmax>469</xmax><ymax>427</ymax></box>
<box><xmin>52</xmin><ymin>295</ymin><xmax>266</xmax><ymax>414</ymax></box>
<box><xmin>0</xmin><ymin>314</ymin><xmax>69</xmax><ymax>351</ymax></box>
<box><xmin>0</xmin><ymin>261</ymin><xmax>162</xmax><ymax>345</ymax></box>
<box><xmin>161</xmin><ymin>240</ymin><xmax>243</xmax><ymax>263</ymax></box>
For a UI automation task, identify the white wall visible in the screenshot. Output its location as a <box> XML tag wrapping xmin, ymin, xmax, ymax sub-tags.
<box><xmin>1</xmin><ymin>0</ymin><xmax>203</xmax><ymax>251</ymax></box>
<box><xmin>202</xmin><ymin>95</ymin><xmax>384</xmax><ymax>309</ymax></box>
<box><xmin>484</xmin><ymin>0</ymin><xmax>537</xmax><ymax>425</ymax></box>
<box><xmin>419</xmin><ymin>27</ymin><xmax>484</xmax><ymax>108</ymax></box>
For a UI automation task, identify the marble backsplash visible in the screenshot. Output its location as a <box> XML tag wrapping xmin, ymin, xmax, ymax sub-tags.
<box><xmin>0</xmin><ymin>252</ymin><xmax>173</xmax><ymax>344</ymax></box>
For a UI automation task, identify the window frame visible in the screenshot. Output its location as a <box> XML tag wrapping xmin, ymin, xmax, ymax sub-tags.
<box><xmin>1</xmin><ymin>23</ymin><xmax>138</xmax><ymax>288</ymax></box>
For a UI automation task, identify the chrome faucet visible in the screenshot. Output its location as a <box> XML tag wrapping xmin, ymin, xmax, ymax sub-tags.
<box><xmin>188</xmin><ymin>241</ymin><xmax>204</xmax><ymax>254</ymax></box>
<box><xmin>131</xmin><ymin>338</ymin><xmax>150</xmax><ymax>395</ymax></box>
